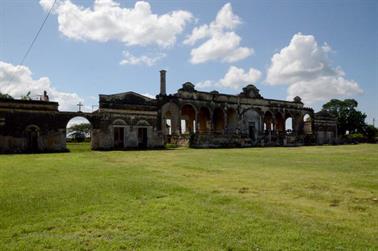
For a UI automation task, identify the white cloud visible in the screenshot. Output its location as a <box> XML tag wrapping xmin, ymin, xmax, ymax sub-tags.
<box><xmin>67</xmin><ymin>117</ymin><xmax>91</xmax><ymax>127</ymax></box>
<box><xmin>195</xmin><ymin>80</ymin><xmax>215</xmax><ymax>89</ymax></box>
<box><xmin>266</xmin><ymin>33</ymin><xmax>363</xmax><ymax>104</ymax></box>
<box><xmin>40</xmin><ymin>0</ymin><xmax>193</xmax><ymax>47</ymax></box>
<box><xmin>141</xmin><ymin>93</ymin><xmax>155</xmax><ymax>99</ymax></box>
<box><xmin>195</xmin><ymin>66</ymin><xmax>261</xmax><ymax>90</ymax></box>
<box><xmin>184</xmin><ymin>3</ymin><xmax>252</xmax><ymax>64</ymax></box>
<box><xmin>0</xmin><ymin>61</ymin><xmax>83</xmax><ymax>111</ymax></box>
<box><xmin>120</xmin><ymin>51</ymin><xmax>166</xmax><ymax>66</ymax></box>
<box><xmin>219</xmin><ymin>66</ymin><xmax>261</xmax><ymax>89</ymax></box>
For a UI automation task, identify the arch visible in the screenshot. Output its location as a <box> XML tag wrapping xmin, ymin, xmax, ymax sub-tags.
<box><xmin>181</xmin><ymin>104</ymin><xmax>196</xmax><ymax>134</ymax></box>
<box><xmin>25</xmin><ymin>124</ymin><xmax>40</xmax><ymax>152</ymax></box>
<box><xmin>135</xmin><ymin>121</ymin><xmax>150</xmax><ymax>149</ymax></box>
<box><xmin>263</xmin><ymin>111</ymin><xmax>274</xmax><ymax>132</ymax></box>
<box><xmin>285</xmin><ymin>116</ymin><xmax>293</xmax><ymax>132</ymax></box>
<box><xmin>213</xmin><ymin>107</ymin><xmax>225</xmax><ymax>133</ymax></box>
<box><xmin>161</xmin><ymin>102</ymin><xmax>180</xmax><ymax>136</ymax></box>
<box><xmin>111</xmin><ymin>118</ymin><xmax>128</xmax><ymax>149</ymax></box>
<box><xmin>25</xmin><ymin>124</ymin><xmax>40</xmax><ymax>131</ymax></box>
<box><xmin>198</xmin><ymin>107</ymin><xmax>211</xmax><ymax>133</ymax></box>
<box><xmin>66</xmin><ymin>116</ymin><xmax>92</xmax><ymax>145</ymax></box>
<box><xmin>136</xmin><ymin>120</ymin><xmax>150</xmax><ymax>126</ymax></box>
<box><xmin>164</xmin><ymin>111</ymin><xmax>172</xmax><ymax>118</ymax></box>
<box><xmin>163</xmin><ymin>111</ymin><xmax>172</xmax><ymax>135</ymax></box>
<box><xmin>275</xmin><ymin>112</ymin><xmax>285</xmax><ymax>132</ymax></box>
<box><xmin>242</xmin><ymin>109</ymin><xmax>261</xmax><ymax>141</ymax></box>
<box><xmin>303</xmin><ymin>114</ymin><xmax>311</xmax><ymax>122</ymax></box>
<box><xmin>226</xmin><ymin>108</ymin><xmax>238</xmax><ymax>133</ymax></box>
<box><xmin>112</xmin><ymin>118</ymin><xmax>127</xmax><ymax>126</ymax></box>
<box><xmin>303</xmin><ymin>113</ymin><xmax>313</xmax><ymax>134</ymax></box>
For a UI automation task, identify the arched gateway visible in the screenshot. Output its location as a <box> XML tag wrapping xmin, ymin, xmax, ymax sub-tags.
<box><xmin>0</xmin><ymin>71</ymin><xmax>337</xmax><ymax>153</ymax></box>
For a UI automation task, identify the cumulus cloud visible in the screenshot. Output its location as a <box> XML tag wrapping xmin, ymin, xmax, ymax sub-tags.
<box><xmin>184</xmin><ymin>3</ymin><xmax>252</xmax><ymax>64</ymax></box>
<box><xmin>67</xmin><ymin>117</ymin><xmax>91</xmax><ymax>127</ymax></box>
<box><xmin>141</xmin><ymin>93</ymin><xmax>155</xmax><ymax>99</ymax></box>
<box><xmin>40</xmin><ymin>0</ymin><xmax>193</xmax><ymax>47</ymax></box>
<box><xmin>195</xmin><ymin>66</ymin><xmax>261</xmax><ymax>90</ymax></box>
<box><xmin>120</xmin><ymin>51</ymin><xmax>166</xmax><ymax>66</ymax></box>
<box><xmin>0</xmin><ymin>61</ymin><xmax>83</xmax><ymax>111</ymax></box>
<box><xmin>219</xmin><ymin>66</ymin><xmax>261</xmax><ymax>89</ymax></box>
<box><xmin>266</xmin><ymin>33</ymin><xmax>363</xmax><ymax>104</ymax></box>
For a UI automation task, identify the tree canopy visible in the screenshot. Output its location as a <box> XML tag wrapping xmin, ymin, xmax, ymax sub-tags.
<box><xmin>322</xmin><ymin>99</ymin><xmax>367</xmax><ymax>135</ymax></box>
<box><xmin>68</xmin><ymin>123</ymin><xmax>92</xmax><ymax>134</ymax></box>
<box><xmin>0</xmin><ymin>92</ymin><xmax>13</xmax><ymax>100</ymax></box>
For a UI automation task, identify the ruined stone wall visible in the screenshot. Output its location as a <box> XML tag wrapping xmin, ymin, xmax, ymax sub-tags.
<box><xmin>93</xmin><ymin>109</ymin><xmax>163</xmax><ymax>150</ymax></box>
<box><xmin>313</xmin><ymin>111</ymin><xmax>338</xmax><ymax>145</ymax></box>
<box><xmin>158</xmin><ymin>84</ymin><xmax>316</xmax><ymax>147</ymax></box>
<box><xmin>0</xmin><ymin>110</ymin><xmax>67</xmax><ymax>153</ymax></box>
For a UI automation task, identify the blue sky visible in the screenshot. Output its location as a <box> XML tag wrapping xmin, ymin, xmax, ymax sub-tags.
<box><xmin>0</xmin><ymin>0</ymin><xmax>377</xmax><ymax>124</ymax></box>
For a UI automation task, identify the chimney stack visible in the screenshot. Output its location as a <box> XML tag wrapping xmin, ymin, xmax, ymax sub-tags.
<box><xmin>160</xmin><ymin>70</ymin><xmax>166</xmax><ymax>96</ymax></box>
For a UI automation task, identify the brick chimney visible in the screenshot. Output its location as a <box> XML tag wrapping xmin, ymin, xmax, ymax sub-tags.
<box><xmin>160</xmin><ymin>70</ymin><xmax>166</xmax><ymax>96</ymax></box>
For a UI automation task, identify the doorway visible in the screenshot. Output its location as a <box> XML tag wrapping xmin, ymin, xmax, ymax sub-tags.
<box><xmin>26</xmin><ymin>126</ymin><xmax>39</xmax><ymax>152</ymax></box>
<box><xmin>66</xmin><ymin>116</ymin><xmax>92</xmax><ymax>152</ymax></box>
<box><xmin>114</xmin><ymin>127</ymin><xmax>125</xmax><ymax>149</ymax></box>
<box><xmin>138</xmin><ymin>128</ymin><xmax>148</xmax><ymax>148</ymax></box>
<box><xmin>248</xmin><ymin>122</ymin><xmax>255</xmax><ymax>141</ymax></box>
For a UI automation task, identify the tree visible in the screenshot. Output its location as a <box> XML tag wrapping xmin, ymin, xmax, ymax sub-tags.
<box><xmin>0</xmin><ymin>92</ymin><xmax>13</xmax><ymax>99</ymax></box>
<box><xmin>363</xmin><ymin>125</ymin><xmax>378</xmax><ymax>143</ymax></box>
<box><xmin>68</xmin><ymin>123</ymin><xmax>92</xmax><ymax>134</ymax></box>
<box><xmin>322</xmin><ymin>99</ymin><xmax>366</xmax><ymax>135</ymax></box>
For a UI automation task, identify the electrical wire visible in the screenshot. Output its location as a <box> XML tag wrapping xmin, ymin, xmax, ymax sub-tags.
<box><xmin>19</xmin><ymin>0</ymin><xmax>57</xmax><ymax>65</ymax></box>
<box><xmin>3</xmin><ymin>0</ymin><xmax>57</xmax><ymax>92</ymax></box>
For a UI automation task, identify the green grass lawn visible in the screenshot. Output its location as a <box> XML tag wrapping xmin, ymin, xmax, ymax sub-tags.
<box><xmin>0</xmin><ymin>144</ymin><xmax>377</xmax><ymax>250</ymax></box>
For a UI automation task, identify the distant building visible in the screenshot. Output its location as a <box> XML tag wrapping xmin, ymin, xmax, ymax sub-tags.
<box><xmin>0</xmin><ymin>70</ymin><xmax>337</xmax><ymax>153</ymax></box>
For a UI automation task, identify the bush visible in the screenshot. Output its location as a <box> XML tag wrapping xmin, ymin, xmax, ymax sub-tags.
<box><xmin>345</xmin><ymin>133</ymin><xmax>366</xmax><ymax>144</ymax></box>
<box><xmin>364</xmin><ymin>125</ymin><xmax>378</xmax><ymax>143</ymax></box>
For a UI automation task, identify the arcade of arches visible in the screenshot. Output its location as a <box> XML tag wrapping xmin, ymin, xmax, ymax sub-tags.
<box><xmin>0</xmin><ymin>70</ymin><xmax>338</xmax><ymax>153</ymax></box>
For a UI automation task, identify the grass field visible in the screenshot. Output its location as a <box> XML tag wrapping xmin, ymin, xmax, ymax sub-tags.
<box><xmin>0</xmin><ymin>144</ymin><xmax>377</xmax><ymax>250</ymax></box>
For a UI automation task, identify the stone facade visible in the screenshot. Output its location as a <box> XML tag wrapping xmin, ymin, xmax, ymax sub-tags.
<box><xmin>0</xmin><ymin>100</ymin><xmax>66</xmax><ymax>153</ymax></box>
<box><xmin>159</xmin><ymin>82</ymin><xmax>316</xmax><ymax>147</ymax></box>
<box><xmin>0</xmin><ymin>70</ymin><xmax>338</xmax><ymax>153</ymax></box>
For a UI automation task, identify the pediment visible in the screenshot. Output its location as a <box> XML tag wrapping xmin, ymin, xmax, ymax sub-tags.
<box><xmin>100</xmin><ymin>91</ymin><xmax>154</xmax><ymax>105</ymax></box>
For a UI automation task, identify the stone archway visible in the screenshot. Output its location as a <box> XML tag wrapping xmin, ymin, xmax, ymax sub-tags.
<box><xmin>303</xmin><ymin>114</ymin><xmax>313</xmax><ymax>134</ymax></box>
<box><xmin>285</xmin><ymin>112</ymin><xmax>294</xmax><ymax>133</ymax></box>
<box><xmin>66</xmin><ymin>116</ymin><xmax>93</xmax><ymax>150</ymax></box>
<box><xmin>161</xmin><ymin>102</ymin><xmax>180</xmax><ymax>136</ymax></box>
<box><xmin>213</xmin><ymin>107</ymin><xmax>225</xmax><ymax>133</ymax></box>
<box><xmin>198</xmin><ymin>107</ymin><xmax>211</xmax><ymax>133</ymax></box>
<box><xmin>226</xmin><ymin>108</ymin><xmax>237</xmax><ymax>133</ymax></box>
<box><xmin>112</xmin><ymin>119</ymin><xmax>127</xmax><ymax>149</ymax></box>
<box><xmin>181</xmin><ymin>104</ymin><xmax>196</xmax><ymax>134</ymax></box>
<box><xmin>275</xmin><ymin>112</ymin><xmax>285</xmax><ymax>133</ymax></box>
<box><xmin>24</xmin><ymin>124</ymin><xmax>40</xmax><ymax>152</ymax></box>
<box><xmin>263</xmin><ymin>111</ymin><xmax>274</xmax><ymax>132</ymax></box>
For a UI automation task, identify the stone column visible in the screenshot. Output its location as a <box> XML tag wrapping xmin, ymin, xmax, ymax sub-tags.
<box><xmin>210</xmin><ymin>110</ymin><xmax>215</xmax><ymax>133</ymax></box>
<box><xmin>224</xmin><ymin>110</ymin><xmax>228</xmax><ymax>134</ymax></box>
<box><xmin>195</xmin><ymin>111</ymin><xmax>199</xmax><ymax>133</ymax></box>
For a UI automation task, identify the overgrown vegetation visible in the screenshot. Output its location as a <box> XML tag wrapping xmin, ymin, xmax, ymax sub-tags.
<box><xmin>322</xmin><ymin>98</ymin><xmax>377</xmax><ymax>142</ymax></box>
<box><xmin>0</xmin><ymin>144</ymin><xmax>377</xmax><ymax>250</ymax></box>
<box><xmin>67</xmin><ymin>123</ymin><xmax>92</xmax><ymax>135</ymax></box>
<box><xmin>0</xmin><ymin>92</ymin><xmax>13</xmax><ymax>100</ymax></box>
<box><xmin>67</xmin><ymin>123</ymin><xmax>92</xmax><ymax>142</ymax></box>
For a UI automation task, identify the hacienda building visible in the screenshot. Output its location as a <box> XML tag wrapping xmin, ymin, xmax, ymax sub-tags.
<box><xmin>0</xmin><ymin>70</ymin><xmax>337</xmax><ymax>153</ymax></box>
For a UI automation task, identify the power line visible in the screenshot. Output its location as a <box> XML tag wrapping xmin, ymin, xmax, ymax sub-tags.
<box><xmin>19</xmin><ymin>0</ymin><xmax>57</xmax><ymax>65</ymax></box>
<box><xmin>4</xmin><ymin>0</ymin><xmax>57</xmax><ymax>90</ymax></box>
